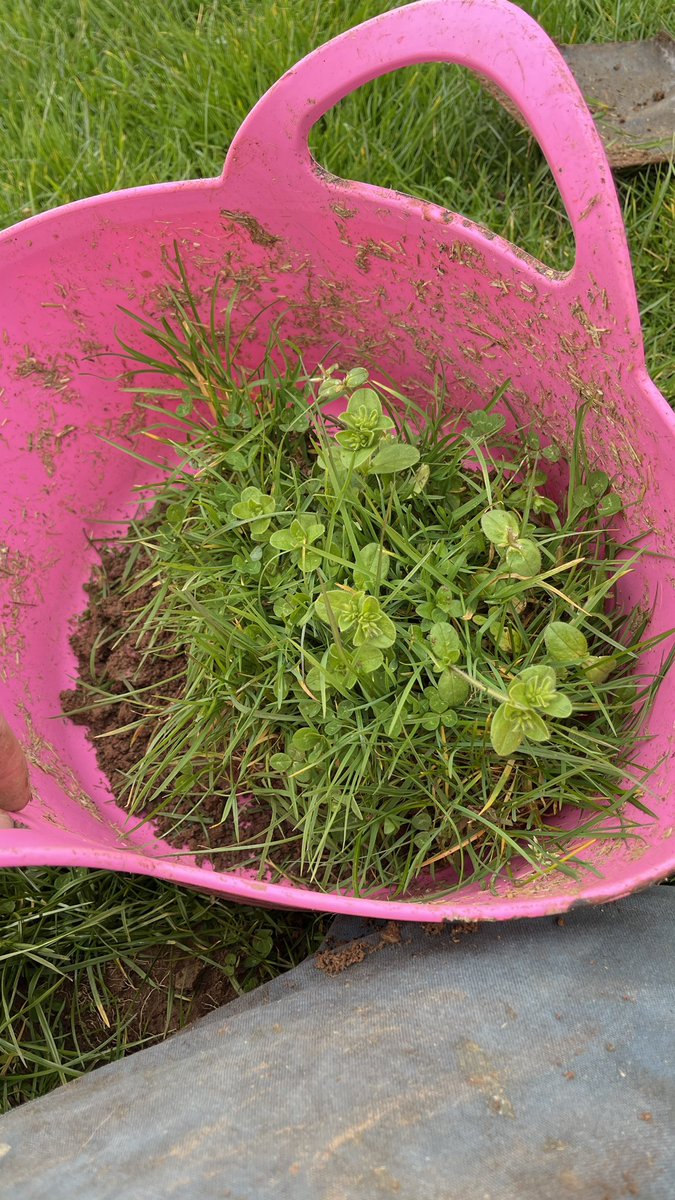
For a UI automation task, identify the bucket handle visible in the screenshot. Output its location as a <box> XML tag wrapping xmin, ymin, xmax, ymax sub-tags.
<box><xmin>225</xmin><ymin>0</ymin><xmax>641</xmax><ymax>347</ymax></box>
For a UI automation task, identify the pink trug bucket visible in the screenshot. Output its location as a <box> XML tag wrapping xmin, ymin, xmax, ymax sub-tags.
<box><xmin>1</xmin><ymin>0</ymin><xmax>674</xmax><ymax>922</ymax></box>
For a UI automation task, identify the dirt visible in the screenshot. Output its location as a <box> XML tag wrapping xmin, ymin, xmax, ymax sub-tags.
<box><xmin>68</xmin><ymin>946</ymin><xmax>239</xmax><ymax>1046</ymax></box>
<box><xmin>219</xmin><ymin>209</ymin><xmax>281</xmax><ymax>248</ymax></box>
<box><xmin>315</xmin><ymin>922</ymin><xmax>405</xmax><ymax>975</ymax></box>
<box><xmin>423</xmin><ymin>920</ymin><xmax>479</xmax><ymax>943</ymax></box>
<box><xmin>61</xmin><ymin>542</ymin><xmax>285</xmax><ymax>863</ymax></box>
<box><xmin>315</xmin><ymin>940</ymin><xmax>371</xmax><ymax>976</ymax></box>
<box><xmin>314</xmin><ymin>919</ymin><xmax>483</xmax><ymax>975</ymax></box>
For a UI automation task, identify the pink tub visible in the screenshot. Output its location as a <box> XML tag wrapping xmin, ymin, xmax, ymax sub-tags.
<box><xmin>1</xmin><ymin>0</ymin><xmax>673</xmax><ymax>921</ymax></box>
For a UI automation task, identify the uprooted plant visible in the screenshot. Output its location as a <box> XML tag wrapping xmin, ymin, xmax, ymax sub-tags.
<box><xmin>62</xmin><ymin>282</ymin><xmax>672</xmax><ymax>898</ymax></box>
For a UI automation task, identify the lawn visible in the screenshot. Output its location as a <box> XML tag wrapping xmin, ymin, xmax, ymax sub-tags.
<box><xmin>1</xmin><ymin>0</ymin><xmax>673</xmax><ymax>1111</ymax></box>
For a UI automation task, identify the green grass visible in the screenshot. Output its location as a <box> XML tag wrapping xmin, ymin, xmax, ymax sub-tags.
<box><xmin>0</xmin><ymin>0</ymin><xmax>673</xmax><ymax>1109</ymax></box>
<box><xmin>0</xmin><ymin>866</ymin><xmax>321</xmax><ymax>1111</ymax></box>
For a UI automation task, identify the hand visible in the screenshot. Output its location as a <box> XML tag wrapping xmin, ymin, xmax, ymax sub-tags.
<box><xmin>0</xmin><ymin>711</ymin><xmax>31</xmax><ymax>828</ymax></box>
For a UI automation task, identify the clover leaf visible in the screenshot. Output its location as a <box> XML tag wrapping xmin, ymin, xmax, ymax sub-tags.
<box><xmin>467</xmin><ymin>409</ymin><xmax>506</xmax><ymax>439</ymax></box>
<box><xmin>597</xmin><ymin>493</ymin><xmax>622</xmax><ymax>518</ymax></box>
<box><xmin>428</xmin><ymin>670</ymin><xmax>470</xmax><ymax>711</ymax></box>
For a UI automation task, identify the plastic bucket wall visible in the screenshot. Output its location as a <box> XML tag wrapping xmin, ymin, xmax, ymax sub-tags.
<box><xmin>1</xmin><ymin>0</ymin><xmax>674</xmax><ymax>921</ymax></box>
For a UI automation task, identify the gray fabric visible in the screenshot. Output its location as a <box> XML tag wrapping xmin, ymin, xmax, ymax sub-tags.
<box><xmin>1</xmin><ymin>890</ymin><xmax>674</xmax><ymax>1200</ymax></box>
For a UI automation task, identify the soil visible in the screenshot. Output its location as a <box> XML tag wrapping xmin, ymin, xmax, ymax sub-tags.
<box><xmin>315</xmin><ymin>921</ymin><xmax>407</xmax><ymax>975</ymax></box>
<box><xmin>67</xmin><ymin>945</ymin><xmax>239</xmax><ymax>1046</ymax></box>
<box><xmin>61</xmin><ymin>544</ymin><xmax>271</xmax><ymax>862</ymax></box>
<box><xmin>315</xmin><ymin>940</ymin><xmax>370</xmax><ymax>975</ymax></box>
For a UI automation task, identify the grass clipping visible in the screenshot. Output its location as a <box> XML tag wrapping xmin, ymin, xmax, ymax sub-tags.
<box><xmin>66</xmin><ymin>299</ymin><xmax>671</xmax><ymax>900</ymax></box>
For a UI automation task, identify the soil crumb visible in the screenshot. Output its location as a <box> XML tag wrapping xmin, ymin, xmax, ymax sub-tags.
<box><xmin>423</xmin><ymin>920</ymin><xmax>479</xmax><ymax>942</ymax></box>
<box><xmin>315</xmin><ymin>940</ymin><xmax>370</xmax><ymax>976</ymax></box>
<box><xmin>315</xmin><ymin>922</ymin><xmax>404</xmax><ymax>975</ymax></box>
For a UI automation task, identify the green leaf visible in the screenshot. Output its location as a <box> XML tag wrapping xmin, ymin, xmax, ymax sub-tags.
<box><xmin>572</xmin><ymin>485</ymin><xmax>595</xmax><ymax>511</ymax></box>
<box><xmin>419</xmin><ymin>712</ymin><xmax>441</xmax><ymax>730</ymax></box>
<box><xmin>416</xmin><ymin>601</ymin><xmax>437</xmax><ymax>621</ymax></box>
<box><xmin>231</xmin><ymin>486</ymin><xmax>275</xmax><ymax>535</ymax></box>
<box><xmin>491</xmin><ymin>703</ymin><xmax>523</xmax><ymax>756</ymax></box>
<box><xmin>435</xmin><ymin>586</ymin><xmax>462</xmax><ymax>617</ymax></box>
<box><xmin>269</xmin><ymin>529</ymin><xmax>297</xmax><ymax>551</ymax></box>
<box><xmin>588</xmin><ymin>470</ymin><xmax>610</xmax><ymax>497</ymax></box>
<box><xmin>481</xmin><ymin>509</ymin><xmax>519</xmax><ymax>548</ymax></box>
<box><xmin>270</xmin><ymin>753</ymin><xmax>293</xmax><ymax>772</ymax></box>
<box><xmin>521</xmin><ymin>711</ymin><xmax>551</xmax><ymax>742</ymax></box>
<box><xmin>509</xmin><ymin>665</ymin><xmax>557</xmax><ymax>708</ymax></box>
<box><xmin>504</xmin><ymin>539</ymin><xmax>542</xmax><ymax>578</ymax></box>
<box><xmin>273</xmin><ymin>592</ymin><xmax>310</xmax><ymax>626</ymax></box>
<box><xmin>369</xmin><ymin>441</ymin><xmax>421</xmax><ymax>475</ymax></box>
<box><xmin>437</xmin><ymin>670</ymin><xmax>470</xmax><ymax>708</ymax></box>
<box><xmin>345</xmin><ymin>367</ymin><xmax>369</xmax><ymax>388</ymax></box>
<box><xmin>492</xmin><ymin>625</ymin><xmax>522</xmax><ymax>655</ymax></box>
<box><xmin>427</xmin><ymin>687</ymin><xmax>450</xmax><ymax>714</ymax></box>
<box><xmin>336</xmin><ymin>441</ymin><xmax>377</xmax><ymax>469</ymax></box>
<box><xmin>299</xmin><ymin>549</ymin><xmax>321</xmax><ymax>572</ymax></box>
<box><xmin>291</xmin><ymin>514</ymin><xmax>320</xmax><ymax>540</ymax></box>
<box><xmin>597</xmin><ymin>493</ymin><xmax>623</xmax><ymax>518</ymax></box>
<box><xmin>223</xmin><ymin>448</ymin><xmax>249</xmax><ymax>471</ymax></box>
<box><xmin>317</xmin><ymin>377</ymin><xmax>345</xmax><ymax>401</ymax></box>
<box><xmin>544</xmin><ymin>621</ymin><xmax>589</xmax><ymax>664</ymax></box>
<box><xmin>412</xmin><ymin>463</ymin><xmax>430</xmax><ymax>494</ymax></box>
<box><xmin>306</xmin><ymin>646</ymin><xmax>357</xmax><ymax>693</ymax></box>
<box><xmin>353</xmin><ymin>543</ymin><xmax>390</xmax><ymax>591</ymax></box>
<box><xmin>335</xmin><ymin>427</ymin><xmax>373</xmax><ymax>451</ymax></box>
<box><xmin>291</xmin><ymin>728</ymin><xmax>323</xmax><ymax>754</ymax></box>
<box><xmin>467</xmin><ymin>409</ymin><xmax>506</xmax><ymax>438</ymax></box>
<box><xmin>508</xmin><ymin>666</ymin><xmax>571</xmax><ymax>720</ymax></box>
<box><xmin>345</xmin><ymin>386</ymin><xmax>381</xmax><ymax>419</ymax></box>
<box><xmin>232</xmin><ymin>552</ymin><xmax>261</xmax><ymax>576</ymax></box>
<box><xmin>542</xmin><ymin>692</ymin><xmax>573</xmax><ymax>718</ymax></box>
<box><xmin>427</xmin><ymin>622</ymin><xmax>461</xmax><ymax>669</ymax></box>
<box><xmin>352</xmin><ymin>596</ymin><xmax>397</xmax><ymax>648</ymax></box>
<box><xmin>532</xmin><ymin>494</ymin><xmax>558</xmax><ymax>516</ymax></box>
<box><xmin>166</xmin><ymin>502</ymin><xmax>186</xmax><ymax>528</ymax></box>
<box><xmin>583</xmin><ymin>655</ymin><xmax>617</xmax><ymax>684</ymax></box>
<box><xmin>351</xmin><ymin>643</ymin><xmax>384</xmax><ymax>674</ymax></box>
<box><xmin>314</xmin><ymin>589</ymin><xmax>361</xmax><ymax>632</ymax></box>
